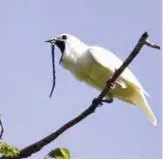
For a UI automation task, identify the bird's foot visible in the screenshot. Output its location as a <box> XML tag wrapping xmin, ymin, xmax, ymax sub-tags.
<box><xmin>107</xmin><ymin>78</ymin><xmax>116</xmax><ymax>89</ymax></box>
<box><xmin>92</xmin><ymin>98</ymin><xmax>113</xmax><ymax>106</ymax></box>
<box><xmin>92</xmin><ymin>98</ymin><xmax>102</xmax><ymax>106</ymax></box>
<box><xmin>102</xmin><ymin>98</ymin><xmax>113</xmax><ymax>104</ymax></box>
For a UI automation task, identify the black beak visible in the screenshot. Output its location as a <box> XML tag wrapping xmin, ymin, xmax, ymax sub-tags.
<box><xmin>45</xmin><ymin>39</ymin><xmax>65</xmax><ymax>62</ymax></box>
<box><xmin>45</xmin><ymin>40</ymin><xmax>52</xmax><ymax>43</ymax></box>
<box><xmin>45</xmin><ymin>39</ymin><xmax>56</xmax><ymax>43</ymax></box>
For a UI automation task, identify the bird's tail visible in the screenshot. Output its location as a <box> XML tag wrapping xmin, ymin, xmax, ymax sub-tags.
<box><xmin>133</xmin><ymin>89</ymin><xmax>157</xmax><ymax>126</ymax></box>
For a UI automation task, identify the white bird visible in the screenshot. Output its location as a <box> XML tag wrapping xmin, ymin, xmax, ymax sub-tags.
<box><xmin>46</xmin><ymin>33</ymin><xmax>157</xmax><ymax>126</ymax></box>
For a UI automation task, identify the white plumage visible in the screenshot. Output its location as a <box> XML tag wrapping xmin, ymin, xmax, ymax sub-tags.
<box><xmin>47</xmin><ymin>33</ymin><xmax>157</xmax><ymax>126</ymax></box>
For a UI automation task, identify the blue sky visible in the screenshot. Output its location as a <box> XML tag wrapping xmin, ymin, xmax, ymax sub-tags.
<box><xmin>0</xmin><ymin>0</ymin><xmax>162</xmax><ymax>158</ymax></box>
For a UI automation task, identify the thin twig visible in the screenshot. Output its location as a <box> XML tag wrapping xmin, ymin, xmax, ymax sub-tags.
<box><xmin>145</xmin><ymin>40</ymin><xmax>161</xmax><ymax>50</ymax></box>
<box><xmin>0</xmin><ymin>118</ymin><xmax>4</xmax><ymax>139</ymax></box>
<box><xmin>0</xmin><ymin>32</ymin><xmax>160</xmax><ymax>159</ymax></box>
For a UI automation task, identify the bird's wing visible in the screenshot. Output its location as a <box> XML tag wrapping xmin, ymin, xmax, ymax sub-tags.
<box><xmin>88</xmin><ymin>46</ymin><xmax>149</xmax><ymax>96</ymax></box>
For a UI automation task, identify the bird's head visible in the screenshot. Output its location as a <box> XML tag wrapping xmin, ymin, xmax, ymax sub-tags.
<box><xmin>45</xmin><ymin>33</ymin><xmax>87</xmax><ymax>97</ymax></box>
<box><xmin>45</xmin><ymin>33</ymin><xmax>84</xmax><ymax>54</ymax></box>
<box><xmin>46</xmin><ymin>33</ymin><xmax>88</xmax><ymax>62</ymax></box>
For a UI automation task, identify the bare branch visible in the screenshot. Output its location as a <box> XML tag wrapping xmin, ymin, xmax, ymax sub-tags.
<box><xmin>0</xmin><ymin>32</ymin><xmax>160</xmax><ymax>159</ymax></box>
<box><xmin>0</xmin><ymin>117</ymin><xmax>4</xmax><ymax>139</ymax></box>
<box><xmin>145</xmin><ymin>40</ymin><xmax>161</xmax><ymax>50</ymax></box>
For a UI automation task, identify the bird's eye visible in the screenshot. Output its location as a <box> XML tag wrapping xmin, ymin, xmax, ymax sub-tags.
<box><xmin>61</xmin><ymin>35</ymin><xmax>67</xmax><ymax>40</ymax></box>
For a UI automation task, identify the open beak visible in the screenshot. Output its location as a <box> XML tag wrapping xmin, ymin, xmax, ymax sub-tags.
<box><xmin>45</xmin><ymin>38</ymin><xmax>65</xmax><ymax>57</ymax></box>
<box><xmin>45</xmin><ymin>38</ymin><xmax>56</xmax><ymax>43</ymax></box>
<box><xmin>45</xmin><ymin>40</ymin><xmax>52</xmax><ymax>43</ymax></box>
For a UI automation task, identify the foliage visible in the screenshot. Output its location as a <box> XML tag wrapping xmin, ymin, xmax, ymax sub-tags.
<box><xmin>0</xmin><ymin>141</ymin><xmax>19</xmax><ymax>157</ymax></box>
<box><xmin>45</xmin><ymin>148</ymin><xmax>71</xmax><ymax>159</ymax></box>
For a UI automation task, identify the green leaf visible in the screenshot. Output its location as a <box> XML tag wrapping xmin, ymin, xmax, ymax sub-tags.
<box><xmin>45</xmin><ymin>148</ymin><xmax>71</xmax><ymax>159</ymax></box>
<box><xmin>0</xmin><ymin>142</ymin><xmax>19</xmax><ymax>157</ymax></box>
